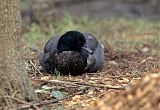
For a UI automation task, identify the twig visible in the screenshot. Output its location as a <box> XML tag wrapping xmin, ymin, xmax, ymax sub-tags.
<box><xmin>4</xmin><ymin>96</ymin><xmax>27</xmax><ymax>104</ymax></box>
<box><xmin>33</xmin><ymin>79</ymin><xmax>126</xmax><ymax>90</ymax></box>
<box><xmin>106</xmin><ymin>74</ymin><xmax>136</xmax><ymax>78</ymax></box>
<box><xmin>17</xmin><ymin>90</ymin><xmax>84</xmax><ymax>109</ymax></box>
<box><xmin>29</xmin><ymin>60</ymin><xmax>43</xmax><ymax>76</ymax></box>
<box><xmin>4</xmin><ymin>96</ymin><xmax>41</xmax><ymax>110</ymax></box>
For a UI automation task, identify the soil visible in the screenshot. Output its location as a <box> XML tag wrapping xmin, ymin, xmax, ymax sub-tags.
<box><xmin>17</xmin><ymin>0</ymin><xmax>160</xmax><ymax>109</ymax></box>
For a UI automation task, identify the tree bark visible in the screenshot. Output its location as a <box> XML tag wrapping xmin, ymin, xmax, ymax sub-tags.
<box><xmin>0</xmin><ymin>0</ymin><xmax>37</xmax><ymax>107</ymax></box>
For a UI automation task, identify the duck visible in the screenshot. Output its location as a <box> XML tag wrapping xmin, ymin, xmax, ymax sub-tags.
<box><xmin>39</xmin><ymin>31</ymin><xmax>105</xmax><ymax>75</ymax></box>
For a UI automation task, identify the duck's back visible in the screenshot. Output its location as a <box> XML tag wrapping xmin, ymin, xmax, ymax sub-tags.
<box><xmin>44</xmin><ymin>35</ymin><xmax>60</xmax><ymax>53</ymax></box>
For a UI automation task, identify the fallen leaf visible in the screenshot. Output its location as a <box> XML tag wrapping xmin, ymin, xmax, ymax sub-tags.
<box><xmin>50</xmin><ymin>90</ymin><xmax>64</xmax><ymax>100</ymax></box>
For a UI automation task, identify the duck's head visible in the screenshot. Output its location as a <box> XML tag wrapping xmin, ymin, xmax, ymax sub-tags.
<box><xmin>57</xmin><ymin>31</ymin><xmax>93</xmax><ymax>54</ymax></box>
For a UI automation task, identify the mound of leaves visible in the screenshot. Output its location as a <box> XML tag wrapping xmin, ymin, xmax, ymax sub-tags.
<box><xmin>86</xmin><ymin>69</ymin><xmax>160</xmax><ymax>110</ymax></box>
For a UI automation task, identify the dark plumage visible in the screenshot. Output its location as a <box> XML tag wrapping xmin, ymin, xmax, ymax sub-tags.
<box><xmin>54</xmin><ymin>51</ymin><xmax>87</xmax><ymax>75</ymax></box>
<box><xmin>39</xmin><ymin>31</ymin><xmax>104</xmax><ymax>75</ymax></box>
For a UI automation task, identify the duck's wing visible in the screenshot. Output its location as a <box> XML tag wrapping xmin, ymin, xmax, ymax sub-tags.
<box><xmin>85</xmin><ymin>43</ymin><xmax>105</xmax><ymax>72</ymax></box>
<box><xmin>83</xmin><ymin>33</ymin><xmax>98</xmax><ymax>52</ymax></box>
<box><xmin>39</xmin><ymin>35</ymin><xmax>60</xmax><ymax>73</ymax></box>
<box><xmin>92</xmin><ymin>43</ymin><xmax>105</xmax><ymax>72</ymax></box>
<box><xmin>44</xmin><ymin>35</ymin><xmax>61</xmax><ymax>53</ymax></box>
<box><xmin>83</xmin><ymin>33</ymin><xmax>105</xmax><ymax>72</ymax></box>
<box><xmin>39</xmin><ymin>52</ymin><xmax>52</xmax><ymax>72</ymax></box>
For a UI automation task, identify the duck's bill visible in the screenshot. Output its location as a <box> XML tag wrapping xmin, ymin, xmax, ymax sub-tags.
<box><xmin>81</xmin><ymin>45</ymin><xmax>93</xmax><ymax>54</ymax></box>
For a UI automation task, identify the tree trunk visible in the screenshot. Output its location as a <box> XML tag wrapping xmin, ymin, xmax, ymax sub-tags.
<box><xmin>0</xmin><ymin>0</ymin><xmax>37</xmax><ymax>107</ymax></box>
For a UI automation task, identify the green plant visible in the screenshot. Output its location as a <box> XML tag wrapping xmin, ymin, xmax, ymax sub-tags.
<box><xmin>155</xmin><ymin>34</ymin><xmax>160</xmax><ymax>46</ymax></box>
<box><xmin>54</xmin><ymin>68</ymin><xmax>61</xmax><ymax>79</ymax></box>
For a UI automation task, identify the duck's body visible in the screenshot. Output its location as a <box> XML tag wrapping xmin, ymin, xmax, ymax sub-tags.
<box><xmin>39</xmin><ymin>31</ymin><xmax>104</xmax><ymax>75</ymax></box>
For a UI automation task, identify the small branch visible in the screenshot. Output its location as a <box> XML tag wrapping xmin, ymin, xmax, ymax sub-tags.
<box><xmin>106</xmin><ymin>74</ymin><xmax>136</xmax><ymax>78</ymax></box>
<box><xmin>4</xmin><ymin>96</ymin><xmax>27</xmax><ymax>104</ymax></box>
<box><xmin>17</xmin><ymin>90</ymin><xmax>84</xmax><ymax>109</ymax></box>
<box><xmin>4</xmin><ymin>96</ymin><xmax>41</xmax><ymax>110</ymax></box>
<box><xmin>33</xmin><ymin>79</ymin><xmax>126</xmax><ymax>90</ymax></box>
<box><xmin>29</xmin><ymin>60</ymin><xmax>43</xmax><ymax>76</ymax></box>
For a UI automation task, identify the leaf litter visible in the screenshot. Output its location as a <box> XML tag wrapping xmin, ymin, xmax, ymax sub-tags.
<box><xmin>22</xmin><ymin>41</ymin><xmax>160</xmax><ymax>110</ymax></box>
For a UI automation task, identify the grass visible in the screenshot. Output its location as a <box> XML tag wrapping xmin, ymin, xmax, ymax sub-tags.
<box><xmin>155</xmin><ymin>34</ymin><xmax>160</xmax><ymax>46</ymax></box>
<box><xmin>23</xmin><ymin>13</ymin><xmax>160</xmax><ymax>53</ymax></box>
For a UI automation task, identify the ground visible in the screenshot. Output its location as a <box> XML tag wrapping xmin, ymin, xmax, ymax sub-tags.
<box><xmin>10</xmin><ymin>0</ymin><xmax>160</xmax><ymax>109</ymax></box>
<box><xmin>19</xmin><ymin>17</ymin><xmax>160</xmax><ymax>110</ymax></box>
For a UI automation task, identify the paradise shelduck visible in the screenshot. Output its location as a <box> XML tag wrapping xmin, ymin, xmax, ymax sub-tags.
<box><xmin>39</xmin><ymin>31</ymin><xmax>104</xmax><ymax>75</ymax></box>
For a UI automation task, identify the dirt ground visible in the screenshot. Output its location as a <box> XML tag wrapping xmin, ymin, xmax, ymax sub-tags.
<box><xmin>12</xmin><ymin>0</ymin><xmax>160</xmax><ymax>109</ymax></box>
<box><xmin>19</xmin><ymin>41</ymin><xmax>159</xmax><ymax>109</ymax></box>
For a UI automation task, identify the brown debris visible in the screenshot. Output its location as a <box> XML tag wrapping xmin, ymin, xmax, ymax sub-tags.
<box><xmin>86</xmin><ymin>70</ymin><xmax>160</xmax><ymax>110</ymax></box>
<box><xmin>22</xmin><ymin>46</ymin><xmax>160</xmax><ymax>109</ymax></box>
